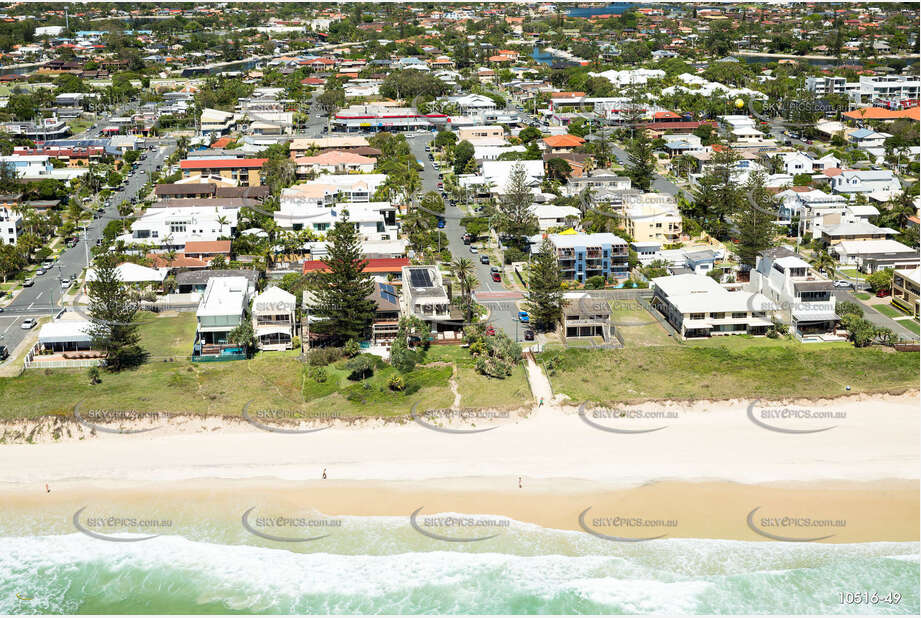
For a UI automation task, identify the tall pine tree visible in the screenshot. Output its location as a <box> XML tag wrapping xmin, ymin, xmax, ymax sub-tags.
<box><xmin>625</xmin><ymin>131</ymin><xmax>655</xmax><ymax>191</ymax></box>
<box><xmin>307</xmin><ymin>212</ymin><xmax>376</xmax><ymax>344</ymax></box>
<box><xmin>88</xmin><ymin>254</ymin><xmax>146</xmax><ymax>371</ymax></box>
<box><xmin>734</xmin><ymin>172</ymin><xmax>778</xmax><ymax>267</ymax></box>
<box><xmin>525</xmin><ymin>239</ymin><xmax>564</xmax><ymax>332</ymax></box>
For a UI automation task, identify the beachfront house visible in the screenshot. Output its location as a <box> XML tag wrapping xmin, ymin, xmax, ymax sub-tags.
<box><xmin>251</xmin><ymin>285</ymin><xmax>296</xmax><ymax>351</ymax></box>
<box><xmin>747</xmin><ymin>247</ymin><xmax>840</xmax><ymax>340</ymax></box>
<box><xmin>193</xmin><ymin>276</ymin><xmax>252</xmax><ymax>361</ymax></box>
<box><xmin>651</xmin><ymin>273</ymin><xmax>778</xmax><ymax>339</ymax></box>
<box><xmin>560</xmin><ymin>292</ymin><xmax>612</xmax><ymax>343</ymax></box>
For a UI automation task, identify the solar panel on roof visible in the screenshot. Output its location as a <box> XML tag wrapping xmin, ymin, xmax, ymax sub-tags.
<box><xmin>409</xmin><ymin>268</ymin><xmax>433</xmax><ymax>288</ymax></box>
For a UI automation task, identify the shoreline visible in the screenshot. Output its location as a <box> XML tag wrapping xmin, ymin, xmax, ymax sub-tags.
<box><xmin>1</xmin><ymin>478</ymin><xmax>917</xmax><ymax>544</ymax></box>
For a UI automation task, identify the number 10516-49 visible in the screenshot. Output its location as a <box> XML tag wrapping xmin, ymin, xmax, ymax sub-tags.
<box><xmin>839</xmin><ymin>592</ymin><xmax>901</xmax><ymax>605</ymax></box>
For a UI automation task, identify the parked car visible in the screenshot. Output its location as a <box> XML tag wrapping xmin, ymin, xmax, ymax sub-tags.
<box><xmin>23</xmin><ymin>278</ymin><xmax>34</xmax><ymax>287</ymax></box>
<box><xmin>437</xmin><ymin>219</ymin><xmax>445</xmax><ymax>229</ymax></box>
<box><xmin>21</xmin><ymin>318</ymin><xmax>37</xmax><ymax>330</ymax></box>
<box><xmin>485</xmin><ymin>325</ymin><xmax>495</xmax><ymax>336</ymax></box>
<box><xmin>833</xmin><ymin>280</ymin><xmax>853</xmax><ymax>288</ymax></box>
<box><xmin>518</xmin><ymin>311</ymin><xmax>530</xmax><ymax>323</ymax></box>
<box><xmin>469</xmin><ymin>246</ymin><xmax>478</xmax><ymax>254</ymax></box>
<box><xmin>523</xmin><ymin>329</ymin><xmax>535</xmax><ymax>341</ymax></box>
<box><xmin>876</xmin><ymin>288</ymin><xmax>891</xmax><ymax>298</ymax></box>
<box><xmin>480</xmin><ymin>255</ymin><xmax>489</xmax><ymax>265</ymax></box>
<box><xmin>35</xmin><ymin>268</ymin><xmax>45</xmax><ymax>276</ymax></box>
<box><xmin>490</xmin><ymin>266</ymin><xmax>500</xmax><ymax>273</ymax></box>
<box><xmin>60</xmin><ymin>278</ymin><xmax>70</xmax><ymax>289</ymax></box>
<box><xmin>491</xmin><ymin>272</ymin><xmax>501</xmax><ymax>282</ymax></box>
<box><xmin>0</xmin><ymin>345</ymin><xmax>8</xmax><ymax>360</ymax></box>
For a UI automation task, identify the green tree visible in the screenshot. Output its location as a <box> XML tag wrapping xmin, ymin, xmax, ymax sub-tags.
<box><xmin>546</xmin><ymin>157</ymin><xmax>572</xmax><ymax>182</ymax></box>
<box><xmin>227</xmin><ymin>320</ymin><xmax>257</xmax><ymax>357</ymax></box>
<box><xmin>450</xmin><ymin>257</ymin><xmax>478</xmax><ymax>324</ymax></box>
<box><xmin>733</xmin><ymin>172</ymin><xmax>778</xmax><ymax>267</ymax></box>
<box><xmin>87</xmin><ymin>254</ymin><xmax>146</xmax><ymax>371</ymax></box>
<box><xmin>865</xmin><ymin>268</ymin><xmax>894</xmax><ymax>293</ymax></box>
<box><xmin>625</xmin><ymin>132</ymin><xmax>655</xmax><ymax>191</ymax></box>
<box><xmin>453</xmin><ymin>139</ymin><xmax>475</xmax><ymax>175</ymax></box>
<box><xmin>306</xmin><ymin>213</ymin><xmax>376</xmax><ymax>344</ymax></box>
<box><xmin>524</xmin><ymin>238</ymin><xmax>564</xmax><ymax>331</ymax></box>
<box><xmin>496</xmin><ymin>163</ymin><xmax>538</xmax><ymax>239</ymax></box>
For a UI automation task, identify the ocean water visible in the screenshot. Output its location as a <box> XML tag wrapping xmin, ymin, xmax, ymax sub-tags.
<box><xmin>0</xmin><ymin>515</ymin><xmax>917</xmax><ymax>614</ymax></box>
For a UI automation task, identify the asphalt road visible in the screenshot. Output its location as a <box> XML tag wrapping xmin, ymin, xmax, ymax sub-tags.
<box><xmin>608</xmin><ymin>143</ymin><xmax>688</xmax><ymax>199</ymax></box>
<box><xmin>0</xmin><ymin>136</ymin><xmax>176</xmax><ymax>361</ymax></box>
<box><xmin>833</xmin><ymin>289</ymin><xmax>919</xmax><ymax>341</ymax></box>
<box><xmin>406</xmin><ymin>133</ymin><xmax>524</xmax><ymax>341</ymax></box>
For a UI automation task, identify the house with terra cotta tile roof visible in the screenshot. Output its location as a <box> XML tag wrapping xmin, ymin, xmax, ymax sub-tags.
<box><xmin>179</xmin><ymin>158</ymin><xmax>267</xmax><ymax>187</ymax></box>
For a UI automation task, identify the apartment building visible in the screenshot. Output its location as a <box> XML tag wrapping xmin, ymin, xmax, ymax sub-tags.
<box><xmin>891</xmin><ymin>268</ymin><xmax>920</xmax><ymax>318</ymax></box>
<box><xmin>622</xmin><ymin>194</ymin><xmax>682</xmax><ymax>244</ymax></box>
<box><xmin>0</xmin><ymin>195</ymin><xmax>23</xmax><ymax>246</ymax></box>
<box><xmin>535</xmin><ymin>232</ymin><xmax>629</xmax><ymax>283</ymax></box>
<box><xmin>457</xmin><ymin>125</ymin><xmax>505</xmax><ymax>142</ymax></box>
<box><xmin>179</xmin><ymin>158</ymin><xmax>267</xmax><ymax>187</ymax></box>
<box><xmin>563</xmin><ymin>169</ymin><xmax>632</xmax><ymax>197</ymax></box>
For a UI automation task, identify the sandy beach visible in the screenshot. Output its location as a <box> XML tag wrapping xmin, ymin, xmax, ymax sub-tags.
<box><xmin>0</xmin><ymin>392</ymin><xmax>917</xmax><ymax>485</ymax></box>
<box><xmin>1</xmin><ymin>393</ymin><xmax>917</xmax><ymax>543</ymax></box>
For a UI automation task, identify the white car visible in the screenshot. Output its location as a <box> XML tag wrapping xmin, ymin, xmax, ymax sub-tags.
<box><xmin>469</xmin><ymin>246</ymin><xmax>478</xmax><ymax>254</ymax></box>
<box><xmin>61</xmin><ymin>278</ymin><xmax>71</xmax><ymax>289</ymax></box>
<box><xmin>833</xmin><ymin>280</ymin><xmax>852</xmax><ymax>288</ymax></box>
<box><xmin>21</xmin><ymin>318</ymin><xmax>37</xmax><ymax>330</ymax></box>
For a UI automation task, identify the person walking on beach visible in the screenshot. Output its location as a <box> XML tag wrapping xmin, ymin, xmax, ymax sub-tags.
<box><xmin>518</xmin><ymin>476</ymin><xmax>522</xmax><ymax>489</ymax></box>
<box><xmin>322</xmin><ymin>468</ymin><xmax>327</xmax><ymax>480</ymax></box>
<box><xmin>539</xmin><ymin>397</ymin><xmax>543</xmax><ymax>407</ymax></box>
<box><xmin>45</xmin><ymin>483</ymin><xmax>50</xmax><ymax>494</ymax></box>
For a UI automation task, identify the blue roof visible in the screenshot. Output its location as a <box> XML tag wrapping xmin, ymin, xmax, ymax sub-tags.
<box><xmin>849</xmin><ymin>128</ymin><xmax>875</xmax><ymax>139</ymax></box>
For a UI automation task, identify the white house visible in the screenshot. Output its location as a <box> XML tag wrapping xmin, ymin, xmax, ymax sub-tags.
<box><xmin>121</xmin><ymin>206</ymin><xmax>238</xmax><ymax>250</ymax></box>
<box><xmin>748</xmin><ymin>247</ymin><xmax>839</xmax><ymax>340</ymax></box>
<box><xmin>481</xmin><ymin>160</ymin><xmax>545</xmax><ymax>196</ymax></box>
<box><xmin>847</xmin><ymin>128</ymin><xmax>891</xmax><ymax>150</ymax></box>
<box><xmin>831</xmin><ymin>239</ymin><xmax>920</xmax><ymax>273</ymax></box>
<box><xmin>828</xmin><ymin>170</ymin><xmax>902</xmax><ymax>199</ymax></box>
<box><xmin>651</xmin><ymin>273</ymin><xmax>778</xmax><ymax>339</ymax></box>
<box><xmin>275</xmin><ymin>201</ymin><xmax>398</xmax><ymax>242</ymax></box>
<box><xmin>194</xmin><ymin>276</ymin><xmax>251</xmax><ymax>357</ymax></box>
<box><xmin>563</xmin><ymin>169</ymin><xmax>632</xmax><ymax>197</ymax></box>
<box><xmin>530</xmin><ymin>204</ymin><xmax>580</xmax><ymax>231</ymax></box>
<box><xmin>251</xmin><ymin>285</ymin><xmax>296</xmax><ymax>350</ymax></box>
<box><xmin>0</xmin><ymin>205</ymin><xmax>22</xmax><ymax>246</ymax></box>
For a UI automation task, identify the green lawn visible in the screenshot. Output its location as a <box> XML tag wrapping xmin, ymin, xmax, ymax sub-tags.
<box><xmin>873</xmin><ymin>304</ymin><xmax>904</xmax><ymax>319</ymax></box>
<box><xmin>608</xmin><ymin>300</ymin><xmax>676</xmax><ymax>347</ymax></box>
<box><xmin>0</xmin><ymin>315</ymin><xmax>531</xmax><ymax>420</ymax></box>
<box><xmin>138</xmin><ymin>311</ymin><xmax>198</xmax><ymax>359</ymax></box>
<box><xmin>538</xmin><ymin>342</ymin><xmax>919</xmax><ymax>404</ymax></box>
<box><xmin>855</xmin><ymin>292</ymin><xmax>872</xmax><ymax>300</ymax></box>
<box><xmin>900</xmin><ymin>319</ymin><xmax>920</xmax><ymax>335</ymax></box>
<box><xmin>68</xmin><ymin>119</ymin><xmax>93</xmax><ymax>134</ymax></box>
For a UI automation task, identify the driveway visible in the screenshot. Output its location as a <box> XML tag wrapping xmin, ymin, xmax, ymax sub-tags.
<box><xmin>833</xmin><ymin>289</ymin><xmax>919</xmax><ymax>341</ymax></box>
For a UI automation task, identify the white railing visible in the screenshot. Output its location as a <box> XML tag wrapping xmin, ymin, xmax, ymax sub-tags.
<box><xmin>25</xmin><ymin>357</ymin><xmax>103</xmax><ymax>369</ymax></box>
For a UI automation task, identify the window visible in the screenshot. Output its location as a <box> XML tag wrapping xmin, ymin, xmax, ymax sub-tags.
<box><xmin>732</xmin><ymin>312</ymin><xmax>746</xmax><ymax>319</ymax></box>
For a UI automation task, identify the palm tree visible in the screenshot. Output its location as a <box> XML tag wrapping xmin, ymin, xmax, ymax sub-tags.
<box><xmin>164</xmin><ymin>249</ymin><xmax>177</xmax><ymax>270</ymax></box>
<box><xmin>450</xmin><ymin>257</ymin><xmax>477</xmax><ymax>323</ymax></box>
<box><xmin>810</xmin><ymin>250</ymin><xmax>837</xmax><ymax>278</ymax></box>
